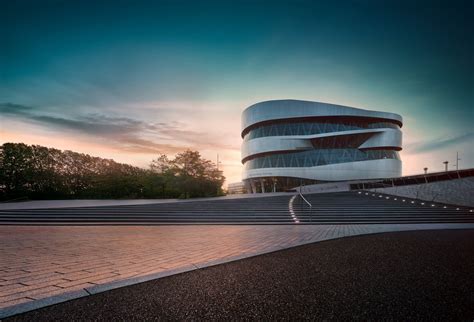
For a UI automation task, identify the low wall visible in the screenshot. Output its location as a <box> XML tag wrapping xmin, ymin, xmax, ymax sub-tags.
<box><xmin>297</xmin><ymin>182</ymin><xmax>351</xmax><ymax>194</ymax></box>
<box><xmin>369</xmin><ymin>177</ymin><xmax>474</xmax><ymax>208</ymax></box>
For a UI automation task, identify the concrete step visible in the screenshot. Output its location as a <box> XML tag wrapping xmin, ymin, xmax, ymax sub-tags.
<box><xmin>0</xmin><ymin>191</ymin><xmax>472</xmax><ymax>225</ymax></box>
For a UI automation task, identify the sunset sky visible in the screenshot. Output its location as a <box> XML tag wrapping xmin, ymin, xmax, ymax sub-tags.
<box><xmin>1</xmin><ymin>0</ymin><xmax>473</xmax><ymax>185</ymax></box>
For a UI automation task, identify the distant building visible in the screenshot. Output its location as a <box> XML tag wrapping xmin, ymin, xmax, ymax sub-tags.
<box><xmin>227</xmin><ymin>182</ymin><xmax>247</xmax><ymax>194</ymax></box>
<box><xmin>241</xmin><ymin>100</ymin><xmax>403</xmax><ymax>193</ymax></box>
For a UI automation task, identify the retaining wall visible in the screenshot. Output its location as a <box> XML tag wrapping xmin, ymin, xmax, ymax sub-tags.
<box><xmin>370</xmin><ymin>177</ymin><xmax>474</xmax><ymax>207</ymax></box>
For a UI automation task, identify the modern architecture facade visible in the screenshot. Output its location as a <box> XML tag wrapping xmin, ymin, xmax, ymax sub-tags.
<box><xmin>227</xmin><ymin>182</ymin><xmax>247</xmax><ymax>194</ymax></box>
<box><xmin>241</xmin><ymin>100</ymin><xmax>403</xmax><ymax>193</ymax></box>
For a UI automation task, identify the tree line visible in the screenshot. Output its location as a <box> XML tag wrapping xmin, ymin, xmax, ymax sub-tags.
<box><xmin>0</xmin><ymin>143</ymin><xmax>225</xmax><ymax>200</ymax></box>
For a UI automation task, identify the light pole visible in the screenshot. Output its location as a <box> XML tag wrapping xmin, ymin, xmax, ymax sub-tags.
<box><xmin>443</xmin><ymin>161</ymin><xmax>448</xmax><ymax>172</ymax></box>
<box><xmin>423</xmin><ymin>167</ymin><xmax>428</xmax><ymax>174</ymax></box>
<box><xmin>216</xmin><ymin>153</ymin><xmax>223</xmax><ymax>196</ymax></box>
<box><xmin>453</xmin><ymin>152</ymin><xmax>461</xmax><ymax>179</ymax></box>
<box><xmin>216</xmin><ymin>154</ymin><xmax>222</xmax><ymax>171</ymax></box>
<box><xmin>455</xmin><ymin>152</ymin><xmax>460</xmax><ymax>170</ymax></box>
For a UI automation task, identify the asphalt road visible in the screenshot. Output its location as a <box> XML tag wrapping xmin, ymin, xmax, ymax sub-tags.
<box><xmin>7</xmin><ymin>229</ymin><xmax>474</xmax><ymax>321</ymax></box>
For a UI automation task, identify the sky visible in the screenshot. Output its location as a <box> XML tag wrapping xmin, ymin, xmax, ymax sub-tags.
<box><xmin>1</xmin><ymin>0</ymin><xmax>473</xmax><ymax>185</ymax></box>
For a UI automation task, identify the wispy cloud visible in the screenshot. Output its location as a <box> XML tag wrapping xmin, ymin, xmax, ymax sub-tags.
<box><xmin>0</xmin><ymin>103</ymin><xmax>34</xmax><ymax>115</ymax></box>
<box><xmin>406</xmin><ymin>132</ymin><xmax>474</xmax><ymax>153</ymax></box>
<box><xmin>0</xmin><ymin>102</ymin><xmax>238</xmax><ymax>154</ymax></box>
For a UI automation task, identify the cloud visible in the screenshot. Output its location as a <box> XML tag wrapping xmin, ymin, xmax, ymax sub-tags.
<box><xmin>0</xmin><ymin>102</ymin><xmax>34</xmax><ymax>115</ymax></box>
<box><xmin>0</xmin><ymin>102</ymin><xmax>238</xmax><ymax>155</ymax></box>
<box><xmin>406</xmin><ymin>132</ymin><xmax>474</xmax><ymax>153</ymax></box>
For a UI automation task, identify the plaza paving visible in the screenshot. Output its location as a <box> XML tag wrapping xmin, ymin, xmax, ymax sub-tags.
<box><xmin>7</xmin><ymin>230</ymin><xmax>473</xmax><ymax>321</ymax></box>
<box><xmin>1</xmin><ymin>223</ymin><xmax>473</xmax><ymax>317</ymax></box>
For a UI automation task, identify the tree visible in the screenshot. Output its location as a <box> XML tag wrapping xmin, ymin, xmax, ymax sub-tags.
<box><xmin>0</xmin><ymin>143</ymin><xmax>225</xmax><ymax>200</ymax></box>
<box><xmin>167</xmin><ymin>150</ymin><xmax>225</xmax><ymax>198</ymax></box>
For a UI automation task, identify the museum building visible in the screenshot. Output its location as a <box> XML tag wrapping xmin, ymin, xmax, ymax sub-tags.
<box><xmin>241</xmin><ymin>100</ymin><xmax>403</xmax><ymax>193</ymax></box>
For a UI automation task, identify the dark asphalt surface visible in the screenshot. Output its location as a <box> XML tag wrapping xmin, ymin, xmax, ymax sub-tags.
<box><xmin>7</xmin><ymin>229</ymin><xmax>474</xmax><ymax>321</ymax></box>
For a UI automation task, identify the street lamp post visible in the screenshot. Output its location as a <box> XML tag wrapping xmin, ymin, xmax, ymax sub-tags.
<box><xmin>216</xmin><ymin>154</ymin><xmax>222</xmax><ymax>170</ymax></box>
<box><xmin>454</xmin><ymin>152</ymin><xmax>461</xmax><ymax>178</ymax></box>
<box><xmin>455</xmin><ymin>152</ymin><xmax>460</xmax><ymax>171</ymax></box>
<box><xmin>443</xmin><ymin>161</ymin><xmax>449</xmax><ymax>172</ymax></box>
<box><xmin>216</xmin><ymin>153</ymin><xmax>223</xmax><ymax>196</ymax></box>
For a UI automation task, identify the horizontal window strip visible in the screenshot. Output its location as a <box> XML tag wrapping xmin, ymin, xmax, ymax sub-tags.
<box><xmin>244</xmin><ymin>149</ymin><xmax>400</xmax><ymax>170</ymax></box>
<box><xmin>244</xmin><ymin>120</ymin><xmax>399</xmax><ymax>141</ymax></box>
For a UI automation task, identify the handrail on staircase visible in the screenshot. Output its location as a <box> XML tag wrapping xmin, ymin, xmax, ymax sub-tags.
<box><xmin>298</xmin><ymin>187</ymin><xmax>313</xmax><ymax>222</ymax></box>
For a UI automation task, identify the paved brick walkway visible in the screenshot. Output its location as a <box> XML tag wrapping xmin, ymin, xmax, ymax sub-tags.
<box><xmin>1</xmin><ymin>224</ymin><xmax>473</xmax><ymax>316</ymax></box>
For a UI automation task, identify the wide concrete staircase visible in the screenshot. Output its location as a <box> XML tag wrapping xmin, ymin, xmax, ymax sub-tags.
<box><xmin>293</xmin><ymin>191</ymin><xmax>474</xmax><ymax>224</ymax></box>
<box><xmin>0</xmin><ymin>191</ymin><xmax>472</xmax><ymax>224</ymax></box>
<box><xmin>0</xmin><ymin>195</ymin><xmax>294</xmax><ymax>224</ymax></box>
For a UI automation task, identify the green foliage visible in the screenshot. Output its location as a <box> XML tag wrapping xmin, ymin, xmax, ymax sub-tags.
<box><xmin>0</xmin><ymin>143</ymin><xmax>225</xmax><ymax>200</ymax></box>
<box><xmin>167</xmin><ymin>150</ymin><xmax>225</xmax><ymax>198</ymax></box>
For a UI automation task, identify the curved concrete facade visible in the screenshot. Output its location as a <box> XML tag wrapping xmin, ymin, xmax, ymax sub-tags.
<box><xmin>241</xmin><ymin>100</ymin><xmax>403</xmax><ymax>192</ymax></box>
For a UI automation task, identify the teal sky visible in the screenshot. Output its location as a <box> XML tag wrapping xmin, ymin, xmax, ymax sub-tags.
<box><xmin>1</xmin><ymin>0</ymin><xmax>473</xmax><ymax>183</ymax></box>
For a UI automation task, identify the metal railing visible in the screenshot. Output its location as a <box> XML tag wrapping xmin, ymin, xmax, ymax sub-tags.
<box><xmin>298</xmin><ymin>188</ymin><xmax>313</xmax><ymax>223</ymax></box>
<box><xmin>350</xmin><ymin>168</ymin><xmax>474</xmax><ymax>190</ymax></box>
